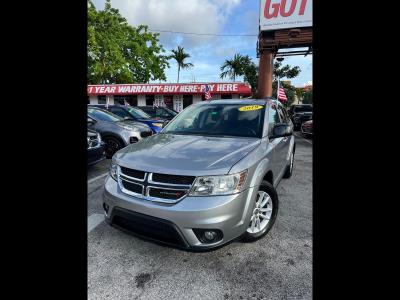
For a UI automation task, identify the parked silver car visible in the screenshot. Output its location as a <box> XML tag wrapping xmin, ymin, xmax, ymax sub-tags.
<box><xmin>103</xmin><ymin>99</ymin><xmax>295</xmax><ymax>250</ymax></box>
<box><xmin>88</xmin><ymin>107</ymin><xmax>153</xmax><ymax>158</ymax></box>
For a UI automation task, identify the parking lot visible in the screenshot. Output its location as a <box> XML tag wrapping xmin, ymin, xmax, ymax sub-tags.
<box><xmin>88</xmin><ymin>133</ymin><xmax>312</xmax><ymax>300</ymax></box>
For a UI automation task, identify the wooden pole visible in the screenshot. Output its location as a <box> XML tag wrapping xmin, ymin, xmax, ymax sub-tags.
<box><xmin>257</xmin><ymin>50</ymin><xmax>273</xmax><ymax>98</ymax></box>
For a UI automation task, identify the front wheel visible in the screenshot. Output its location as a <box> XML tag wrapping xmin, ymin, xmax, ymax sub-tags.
<box><xmin>103</xmin><ymin>136</ymin><xmax>124</xmax><ymax>159</ymax></box>
<box><xmin>242</xmin><ymin>181</ymin><xmax>279</xmax><ymax>242</ymax></box>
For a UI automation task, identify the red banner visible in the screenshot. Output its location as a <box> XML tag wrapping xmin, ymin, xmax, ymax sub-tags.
<box><xmin>87</xmin><ymin>83</ymin><xmax>252</xmax><ymax>95</ymax></box>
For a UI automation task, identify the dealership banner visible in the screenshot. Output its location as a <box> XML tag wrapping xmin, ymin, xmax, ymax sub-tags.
<box><xmin>87</xmin><ymin>83</ymin><xmax>252</xmax><ymax>95</ymax></box>
<box><xmin>260</xmin><ymin>0</ymin><xmax>312</xmax><ymax>31</ymax></box>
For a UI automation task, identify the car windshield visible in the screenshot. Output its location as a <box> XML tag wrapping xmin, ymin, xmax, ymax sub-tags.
<box><xmin>294</xmin><ymin>106</ymin><xmax>313</xmax><ymax>113</ymax></box>
<box><xmin>163</xmin><ymin>103</ymin><xmax>265</xmax><ymax>138</ymax></box>
<box><xmin>163</xmin><ymin>107</ymin><xmax>178</xmax><ymax>116</ymax></box>
<box><xmin>128</xmin><ymin>107</ymin><xmax>151</xmax><ymax>119</ymax></box>
<box><xmin>88</xmin><ymin>107</ymin><xmax>123</xmax><ymax>122</ymax></box>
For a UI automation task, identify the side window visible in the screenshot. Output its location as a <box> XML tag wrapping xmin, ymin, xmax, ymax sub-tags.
<box><xmin>276</xmin><ymin>106</ymin><xmax>287</xmax><ymax>123</ymax></box>
<box><xmin>110</xmin><ymin>107</ymin><xmax>131</xmax><ymax>119</ymax></box>
<box><xmin>268</xmin><ymin>105</ymin><xmax>280</xmax><ymax>136</ymax></box>
<box><xmin>278</xmin><ymin>106</ymin><xmax>290</xmax><ymax>123</ymax></box>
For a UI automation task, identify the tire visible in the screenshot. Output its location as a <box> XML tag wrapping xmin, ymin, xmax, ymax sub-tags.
<box><xmin>282</xmin><ymin>150</ymin><xmax>294</xmax><ymax>179</ymax></box>
<box><xmin>242</xmin><ymin>180</ymin><xmax>279</xmax><ymax>242</ymax></box>
<box><xmin>103</xmin><ymin>136</ymin><xmax>124</xmax><ymax>159</ymax></box>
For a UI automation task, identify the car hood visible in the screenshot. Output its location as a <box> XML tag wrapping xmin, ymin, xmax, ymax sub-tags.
<box><xmin>114</xmin><ymin>133</ymin><xmax>261</xmax><ymax>176</ymax></box>
<box><xmin>118</xmin><ymin>121</ymin><xmax>151</xmax><ymax>131</ymax></box>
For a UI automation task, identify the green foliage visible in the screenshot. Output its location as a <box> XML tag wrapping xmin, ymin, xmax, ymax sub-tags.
<box><xmin>273</xmin><ymin>61</ymin><xmax>301</xmax><ymax>80</ymax></box>
<box><xmin>271</xmin><ymin>61</ymin><xmax>301</xmax><ymax>107</ymax></box>
<box><xmin>87</xmin><ymin>0</ymin><xmax>170</xmax><ymax>84</ymax></box>
<box><xmin>242</xmin><ymin>56</ymin><xmax>258</xmax><ymax>94</ymax></box>
<box><xmin>302</xmin><ymin>90</ymin><xmax>313</xmax><ymax>104</ymax></box>
<box><xmin>169</xmin><ymin>46</ymin><xmax>194</xmax><ymax>83</ymax></box>
<box><xmin>220</xmin><ymin>54</ymin><xmax>301</xmax><ymax>98</ymax></box>
<box><xmin>220</xmin><ymin>53</ymin><xmax>248</xmax><ymax>82</ymax></box>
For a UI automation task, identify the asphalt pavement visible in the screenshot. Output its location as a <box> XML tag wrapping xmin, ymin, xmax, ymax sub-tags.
<box><xmin>87</xmin><ymin>133</ymin><xmax>312</xmax><ymax>300</ymax></box>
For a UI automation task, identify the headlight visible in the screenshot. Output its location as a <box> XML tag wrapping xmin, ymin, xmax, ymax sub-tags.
<box><xmin>189</xmin><ymin>170</ymin><xmax>247</xmax><ymax>196</ymax></box>
<box><xmin>110</xmin><ymin>161</ymin><xmax>118</xmax><ymax>181</ymax></box>
<box><xmin>152</xmin><ymin>123</ymin><xmax>163</xmax><ymax>127</ymax></box>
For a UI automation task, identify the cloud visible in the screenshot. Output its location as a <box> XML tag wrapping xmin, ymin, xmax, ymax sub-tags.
<box><xmin>93</xmin><ymin>0</ymin><xmax>243</xmax><ymax>48</ymax></box>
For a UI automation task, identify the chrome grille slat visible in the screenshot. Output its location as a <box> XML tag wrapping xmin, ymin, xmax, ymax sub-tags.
<box><xmin>117</xmin><ymin>166</ymin><xmax>194</xmax><ymax>204</ymax></box>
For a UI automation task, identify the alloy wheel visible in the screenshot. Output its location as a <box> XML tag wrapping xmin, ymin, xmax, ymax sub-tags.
<box><xmin>246</xmin><ymin>191</ymin><xmax>273</xmax><ymax>234</ymax></box>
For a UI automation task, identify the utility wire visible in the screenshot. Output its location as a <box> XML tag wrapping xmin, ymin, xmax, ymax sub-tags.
<box><xmin>149</xmin><ymin>29</ymin><xmax>257</xmax><ymax>37</ymax></box>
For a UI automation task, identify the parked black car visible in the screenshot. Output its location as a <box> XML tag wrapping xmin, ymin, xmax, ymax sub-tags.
<box><xmin>88</xmin><ymin>107</ymin><xmax>153</xmax><ymax>158</ymax></box>
<box><xmin>88</xmin><ymin>129</ymin><xmax>106</xmax><ymax>165</ymax></box>
<box><xmin>137</xmin><ymin>106</ymin><xmax>178</xmax><ymax>121</ymax></box>
<box><xmin>288</xmin><ymin>104</ymin><xmax>313</xmax><ymax>130</ymax></box>
<box><xmin>91</xmin><ymin>104</ymin><xmax>167</xmax><ymax>133</ymax></box>
<box><xmin>301</xmin><ymin>120</ymin><xmax>313</xmax><ymax>138</ymax></box>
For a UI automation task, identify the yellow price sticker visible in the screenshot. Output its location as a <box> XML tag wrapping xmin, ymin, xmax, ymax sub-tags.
<box><xmin>238</xmin><ymin>105</ymin><xmax>264</xmax><ymax>112</ymax></box>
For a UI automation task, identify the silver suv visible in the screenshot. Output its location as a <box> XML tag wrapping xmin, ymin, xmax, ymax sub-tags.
<box><xmin>103</xmin><ymin>99</ymin><xmax>295</xmax><ymax>250</ymax></box>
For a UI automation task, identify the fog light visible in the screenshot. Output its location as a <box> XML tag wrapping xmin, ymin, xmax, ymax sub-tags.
<box><xmin>204</xmin><ymin>231</ymin><xmax>217</xmax><ymax>241</ymax></box>
<box><xmin>192</xmin><ymin>229</ymin><xmax>223</xmax><ymax>244</ymax></box>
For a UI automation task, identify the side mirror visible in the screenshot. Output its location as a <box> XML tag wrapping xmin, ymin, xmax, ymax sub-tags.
<box><xmin>270</xmin><ymin>123</ymin><xmax>292</xmax><ymax>139</ymax></box>
<box><xmin>87</xmin><ymin>117</ymin><xmax>95</xmax><ymax>125</ymax></box>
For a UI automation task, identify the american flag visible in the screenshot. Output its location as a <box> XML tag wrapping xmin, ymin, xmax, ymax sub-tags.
<box><xmin>204</xmin><ymin>85</ymin><xmax>212</xmax><ymax>100</ymax></box>
<box><xmin>277</xmin><ymin>87</ymin><xmax>287</xmax><ymax>102</ymax></box>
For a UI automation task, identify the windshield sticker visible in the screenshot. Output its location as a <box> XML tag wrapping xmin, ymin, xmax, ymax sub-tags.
<box><xmin>238</xmin><ymin>105</ymin><xmax>263</xmax><ymax>112</ymax></box>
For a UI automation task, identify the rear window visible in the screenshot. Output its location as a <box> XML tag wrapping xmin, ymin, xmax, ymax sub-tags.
<box><xmin>88</xmin><ymin>107</ymin><xmax>122</xmax><ymax>122</ymax></box>
<box><xmin>294</xmin><ymin>106</ymin><xmax>313</xmax><ymax>112</ymax></box>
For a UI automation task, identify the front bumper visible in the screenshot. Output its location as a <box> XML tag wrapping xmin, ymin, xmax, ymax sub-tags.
<box><xmin>103</xmin><ymin>175</ymin><xmax>257</xmax><ymax>250</ymax></box>
<box><xmin>88</xmin><ymin>143</ymin><xmax>106</xmax><ymax>165</ymax></box>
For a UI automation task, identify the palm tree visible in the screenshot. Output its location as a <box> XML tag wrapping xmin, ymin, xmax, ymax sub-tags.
<box><xmin>220</xmin><ymin>53</ymin><xmax>246</xmax><ymax>82</ymax></box>
<box><xmin>170</xmin><ymin>46</ymin><xmax>194</xmax><ymax>83</ymax></box>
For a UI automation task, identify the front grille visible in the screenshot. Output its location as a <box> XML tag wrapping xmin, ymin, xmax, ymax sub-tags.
<box><xmin>148</xmin><ymin>187</ymin><xmax>187</xmax><ymax>200</ymax></box>
<box><xmin>111</xmin><ymin>208</ymin><xmax>188</xmax><ymax>247</ymax></box>
<box><xmin>141</xmin><ymin>131</ymin><xmax>152</xmax><ymax>138</ymax></box>
<box><xmin>118</xmin><ymin>167</ymin><xmax>194</xmax><ymax>203</ymax></box>
<box><xmin>152</xmin><ymin>173</ymin><xmax>195</xmax><ymax>185</ymax></box>
<box><xmin>121</xmin><ymin>179</ymin><xmax>143</xmax><ymax>194</ymax></box>
<box><xmin>120</xmin><ymin>166</ymin><xmax>145</xmax><ymax>180</ymax></box>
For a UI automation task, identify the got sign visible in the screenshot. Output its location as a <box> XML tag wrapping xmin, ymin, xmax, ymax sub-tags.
<box><xmin>260</xmin><ymin>0</ymin><xmax>312</xmax><ymax>31</ymax></box>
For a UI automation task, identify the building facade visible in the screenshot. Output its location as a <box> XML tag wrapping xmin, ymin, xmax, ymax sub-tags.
<box><xmin>87</xmin><ymin>82</ymin><xmax>252</xmax><ymax>112</ymax></box>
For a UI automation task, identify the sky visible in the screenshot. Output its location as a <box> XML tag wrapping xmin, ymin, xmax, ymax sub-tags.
<box><xmin>92</xmin><ymin>0</ymin><xmax>312</xmax><ymax>87</ymax></box>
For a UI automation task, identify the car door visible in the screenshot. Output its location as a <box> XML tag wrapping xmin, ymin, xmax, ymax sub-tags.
<box><xmin>275</xmin><ymin>105</ymin><xmax>292</xmax><ymax>175</ymax></box>
<box><xmin>267</xmin><ymin>104</ymin><xmax>284</xmax><ymax>182</ymax></box>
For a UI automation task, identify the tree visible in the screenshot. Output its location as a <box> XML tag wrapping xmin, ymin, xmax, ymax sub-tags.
<box><xmin>271</xmin><ymin>61</ymin><xmax>301</xmax><ymax>107</ymax></box>
<box><xmin>169</xmin><ymin>46</ymin><xmax>193</xmax><ymax>83</ymax></box>
<box><xmin>302</xmin><ymin>90</ymin><xmax>313</xmax><ymax>104</ymax></box>
<box><xmin>241</xmin><ymin>56</ymin><xmax>258</xmax><ymax>95</ymax></box>
<box><xmin>273</xmin><ymin>61</ymin><xmax>301</xmax><ymax>81</ymax></box>
<box><xmin>220</xmin><ymin>54</ymin><xmax>247</xmax><ymax>82</ymax></box>
<box><xmin>87</xmin><ymin>0</ymin><xmax>170</xmax><ymax>84</ymax></box>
